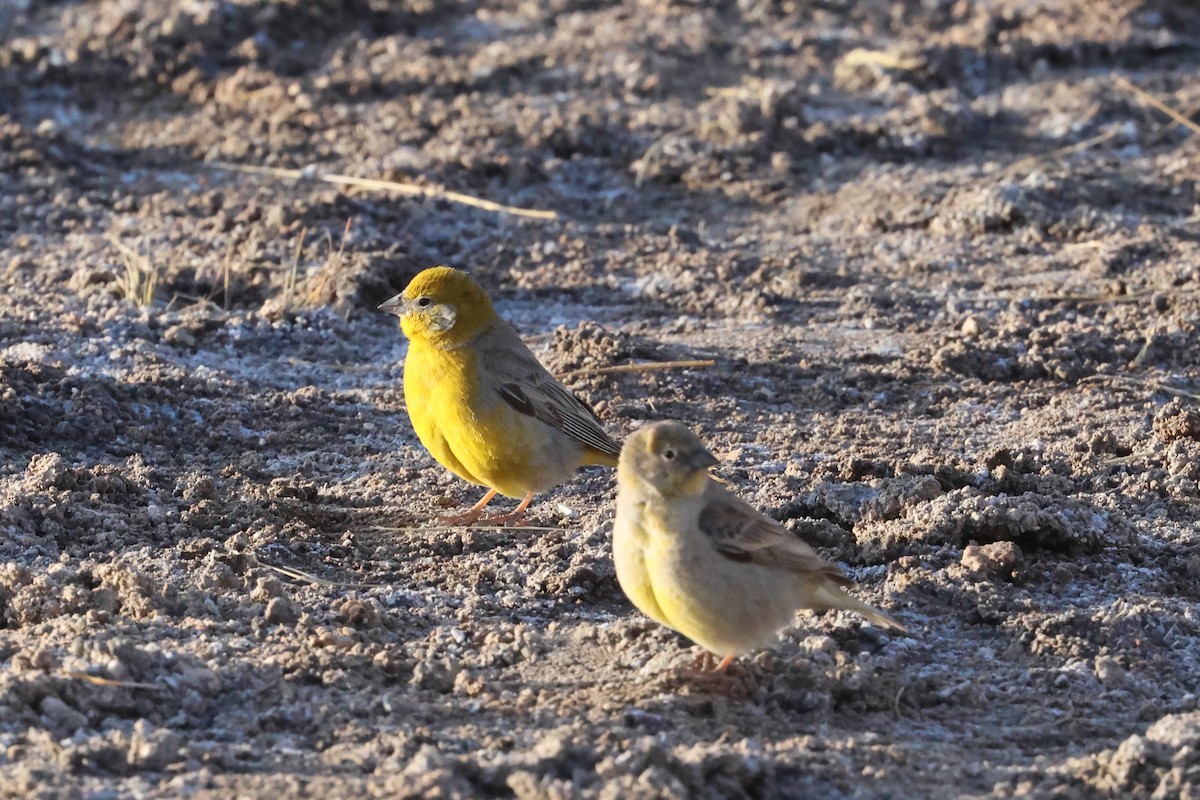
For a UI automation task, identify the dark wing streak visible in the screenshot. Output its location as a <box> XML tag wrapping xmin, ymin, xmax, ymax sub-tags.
<box><xmin>496</xmin><ymin>383</ymin><xmax>537</xmax><ymax>417</ymax></box>
<box><xmin>558</xmin><ymin>404</ymin><xmax>622</xmax><ymax>457</ymax></box>
<box><xmin>699</xmin><ymin>490</ymin><xmax>852</xmax><ymax>586</ymax></box>
<box><xmin>715</xmin><ymin>546</ymin><xmax>754</xmax><ymax>563</ymax></box>
<box><xmin>481</xmin><ymin>320</ymin><xmax>620</xmax><ymax>458</ymax></box>
<box><xmin>496</xmin><ymin>381</ymin><xmax>620</xmax><ymax>457</ymax></box>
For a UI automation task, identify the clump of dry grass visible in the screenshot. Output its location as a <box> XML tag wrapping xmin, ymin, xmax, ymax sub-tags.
<box><xmin>280</xmin><ymin>226</ymin><xmax>307</xmax><ymax>316</ymax></box>
<box><xmin>261</xmin><ymin>219</ymin><xmax>362</xmax><ymax>319</ymax></box>
<box><xmin>107</xmin><ymin>234</ymin><xmax>159</xmax><ymax>307</ymax></box>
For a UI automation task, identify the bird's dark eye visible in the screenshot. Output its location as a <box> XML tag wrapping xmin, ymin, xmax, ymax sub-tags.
<box><xmin>662</xmin><ymin>449</ymin><xmax>676</xmax><ymax>460</ymax></box>
<box><xmin>417</xmin><ymin>296</ymin><xmax>433</xmax><ymax>308</ymax></box>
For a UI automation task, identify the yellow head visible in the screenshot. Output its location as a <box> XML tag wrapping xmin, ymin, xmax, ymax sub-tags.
<box><xmin>379</xmin><ymin>266</ymin><xmax>498</xmax><ymax>348</ymax></box>
<box><xmin>619</xmin><ymin>421</ymin><xmax>719</xmax><ymax>499</ymax></box>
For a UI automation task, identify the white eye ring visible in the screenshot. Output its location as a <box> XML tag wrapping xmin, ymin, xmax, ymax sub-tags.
<box><xmin>417</xmin><ymin>296</ymin><xmax>433</xmax><ymax>308</ymax></box>
<box><xmin>662</xmin><ymin>449</ymin><xmax>676</xmax><ymax>460</ymax></box>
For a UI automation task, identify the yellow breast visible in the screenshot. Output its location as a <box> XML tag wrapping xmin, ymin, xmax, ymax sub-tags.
<box><xmin>612</xmin><ymin>510</ymin><xmax>674</xmax><ymax>632</ymax></box>
<box><xmin>403</xmin><ymin>339</ymin><xmax>555</xmax><ymax>497</ymax></box>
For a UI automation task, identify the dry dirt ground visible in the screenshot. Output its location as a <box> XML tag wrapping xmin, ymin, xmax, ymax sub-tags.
<box><xmin>2</xmin><ymin>1</ymin><xmax>1200</xmax><ymax>798</ymax></box>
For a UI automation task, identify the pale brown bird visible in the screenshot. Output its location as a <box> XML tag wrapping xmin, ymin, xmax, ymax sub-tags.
<box><xmin>380</xmin><ymin>266</ymin><xmax>620</xmax><ymax>524</ymax></box>
<box><xmin>614</xmin><ymin>421</ymin><xmax>905</xmax><ymax>671</ymax></box>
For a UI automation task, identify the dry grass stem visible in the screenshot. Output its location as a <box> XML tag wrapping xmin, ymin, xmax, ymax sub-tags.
<box><xmin>282</xmin><ymin>227</ymin><xmax>306</xmax><ymax>315</ymax></box>
<box><xmin>107</xmin><ymin>235</ymin><xmax>159</xmax><ymax>307</ymax></box>
<box><xmin>282</xmin><ymin>356</ymin><xmax>380</xmax><ymax>373</ymax></box>
<box><xmin>370</xmin><ymin>524</ymin><xmax>560</xmax><ymax>533</ymax></box>
<box><xmin>1116</xmin><ymin>76</ymin><xmax>1200</xmax><ymax>137</ymax></box>
<box><xmin>1004</xmin><ymin>127</ymin><xmax>1121</xmax><ymax>176</ymax></box>
<box><xmin>558</xmin><ymin>359</ymin><xmax>717</xmax><ymax>378</ymax></box>
<box><xmin>1131</xmin><ymin>331</ymin><xmax>1157</xmax><ymax>367</ymax></box>
<box><xmin>1023</xmin><ymin>285</ymin><xmax>1200</xmax><ymax>305</ymax></box>
<box><xmin>1023</xmin><ymin>287</ymin><xmax>1156</xmax><ymax>304</ymax></box>
<box><xmin>208</xmin><ymin>162</ymin><xmax>557</xmax><ymax>220</ymax></box>
<box><xmin>60</xmin><ymin>672</ymin><xmax>162</xmax><ymax>691</ymax></box>
<box><xmin>263</xmin><ymin>562</ymin><xmax>380</xmax><ymax>589</ymax></box>
<box><xmin>221</xmin><ymin>238</ymin><xmax>235</xmax><ymax>310</ymax></box>
<box><xmin>1079</xmin><ymin>374</ymin><xmax>1200</xmax><ymax>401</ymax></box>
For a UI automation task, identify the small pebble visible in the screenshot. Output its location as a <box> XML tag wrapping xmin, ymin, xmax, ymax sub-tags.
<box><xmin>264</xmin><ymin>596</ymin><xmax>297</xmax><ymax>624</ymax></box>
<box><xmin>961</xmin><ymin>541</ymin><xmax>1022</xmax><ymax>574</ymax></box>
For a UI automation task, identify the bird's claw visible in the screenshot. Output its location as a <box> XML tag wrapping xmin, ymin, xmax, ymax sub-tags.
<box><xmin>482</xmin><ymin>510</ymin><xmax>530</xmax><ymax>528</ymax></box>
<box><xmin>672</xmin><ymin>651</ymin><xmax>750</xmax><ymax>696</ymax></box>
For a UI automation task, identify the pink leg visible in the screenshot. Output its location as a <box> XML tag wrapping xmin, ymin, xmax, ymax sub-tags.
<box><xmin>488</xmin><ymin>491</ymin><xmax>535</xmax><ymax>527</ymax></box>
<box><xmin>436</xmin><ymin>488</ymin><xmax>498</xmax><ymax>526</ymax></box>
<box><xmin>676</xmin><ymin>650</ymin><xmax>741</xmax><ymax>690</ymax></box>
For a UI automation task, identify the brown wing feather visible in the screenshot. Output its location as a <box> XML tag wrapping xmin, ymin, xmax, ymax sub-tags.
<box><xmin>697</xmin><ymin>485</ymin><xmax>852</xmax><ymax>587</ymax></box>
<box><xmin>479</xmin><ymin>321</ymin><xmax>621</xmax><ymax>459</ymax></box>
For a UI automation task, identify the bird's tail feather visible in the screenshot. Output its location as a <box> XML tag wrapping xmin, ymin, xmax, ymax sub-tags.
<box><xmin>814</xmin><ymin>584</ymin><xmax>907</xmax><ymax>633</ymax></box>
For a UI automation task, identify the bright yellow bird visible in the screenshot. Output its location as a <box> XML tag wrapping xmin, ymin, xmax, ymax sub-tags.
<box><xmin>380</xmin><ymin>267</ymin><xmax>621</xmax><ymax>524</ymax></box>
<box><xmin>614</xmin><ymin>421</ymin><xmax>906</xmax><ymax>671</ymax></box>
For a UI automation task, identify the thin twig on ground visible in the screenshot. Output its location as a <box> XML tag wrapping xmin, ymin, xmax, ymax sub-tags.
<box><xmin>282</xmin><ymin>356</ymin><xmax>381</xmax><ymax>373</ymax></box>
<box><xmin>220</xmin><ymin>237</ymin><xmax>235</xmax><ymax>310</ymax></box>
<box><xmin>282</xmin><ymin>227</ymin><xmax>306</xmax><ymax>315</ymax></box>
<box><xmin>558</xmin><ymin>359</ymin><xmax>717</xmax><ymax>378</ymax></box>
<box><xmin>263</xmin><ymin>562</ymin><xmax>381</xmax><ymax>589</ymax></box>
<box><xmin>369</xmin><ymin>524</ymin><xmax>561</xmax><ymax>533</ymax></box>
<box><xmin>1003</xmin><ymin>127</ymin><xmax>1121</xmax><ymax>177</ymax></box>
<box><xmin>208</xmin><ymin>162</ymin><xmax>558</xmax><ymax>220</ymax></box>
<box><xmin>1022</xmin><ymin>287</ymin><xmax>1157</xmax><ymax>304</ymax></box>
<box><xmin>1079</xmin><ymin>374</ymin><xmax>1200</xmax><ymax>401</ymax></box>
<box><xmin>60</xmin><ymin>672</ymin><xmax>163</xmax><ymax>691</ymax></box>
<box><xmin>1115</xmin><ymin>76</ymin><xmax>1200</xmax><ymax>137</ymax></box>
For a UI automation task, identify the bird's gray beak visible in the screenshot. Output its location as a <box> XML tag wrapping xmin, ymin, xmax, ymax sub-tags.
<box><xmin>691</xmin><ymin>449</ymin><xmax>719</xmax><ymax>472</ymax></box>
<box><xmin>378</xmin><ymin>294</ymin><xmax>405</xmax><ymax>315</ymax></box>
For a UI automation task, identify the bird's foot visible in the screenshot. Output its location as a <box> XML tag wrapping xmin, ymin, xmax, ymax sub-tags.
<box><xmin>434</xmin><ymin>508</ymin><xmax>488</xmax><ymax>527</ymax></box>
<box><xmin>435</xmin><ymin>490</ymin><xmax>536</xmax><ymax>528</ymax></box>
<box><xmin>674</xmin><ymin>651</ymin><xmax>740</xmax><ymax>688</ymax></box>
<box><xmin>480</xmin><ymin>509</ymin><xmax>530</xmax><ymax>528</ymax></box>
<box><xmin>434</xmin><ymin>488</ymin><xmax>499</xmax><ymax>527</ymax></box>
<box><xmin>481</xmin><ymin>491</ymin><xmax>535</xmax><ymax>528</ymax></box>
